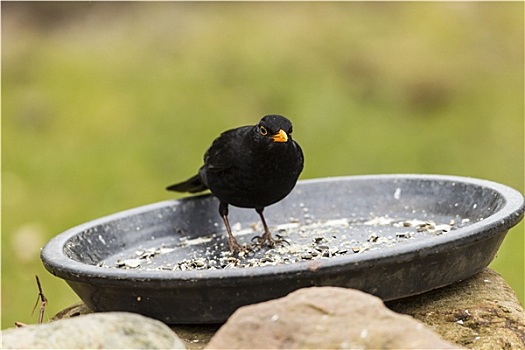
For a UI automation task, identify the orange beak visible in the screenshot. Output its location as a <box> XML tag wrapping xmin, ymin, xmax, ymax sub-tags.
<box><xmin>271</xmin><ymin>129</ymin><xmax>288</xmax><ymax>143</ymax></box>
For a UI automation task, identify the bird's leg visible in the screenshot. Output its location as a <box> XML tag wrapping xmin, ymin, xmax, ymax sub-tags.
<box><xmin>252</xmin><ymin>208</ymin><xmax>290</xmax><ymax>248</ymax></box>
<box><xmin>255</xmin><ymin>208</ymin><xmax>275</xmax><ymax>243</ymax></box>
<box><xmin>219</xmin><ymin>202</ymin><xmax>243</xmax><ymax>253</ymax></box>
<box><xmin>255</xmin><ymin>207</ymin><xmax>275</xmax><ymax>246</ymax></box>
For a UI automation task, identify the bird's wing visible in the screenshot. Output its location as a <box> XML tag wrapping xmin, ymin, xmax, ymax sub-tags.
<box><xmin>293</xmin><ymin>139</ymin><xmax>305</xmax><ymax>174</ymax></box>
<box><xmin>203</xmin><ymin>127</ymin><xmax>248</xmax><ymax>172</ymax></box>
<box><xmin>166</xmin><ymin>173</ymin><xmax>208</xmax><ymax>193</ymax></box>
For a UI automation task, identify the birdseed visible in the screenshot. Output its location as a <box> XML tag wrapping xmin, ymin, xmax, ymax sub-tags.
<box><xmin>100</xmin><ymin>215</ymin><xmax>470</xmax><ymax>271</ymax></box>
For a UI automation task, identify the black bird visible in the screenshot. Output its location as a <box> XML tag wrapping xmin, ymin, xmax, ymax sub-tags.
<box><xmin>167</xmin><ymin>115</ymin><xmax>304</xmax><ymax>253</ymax></box>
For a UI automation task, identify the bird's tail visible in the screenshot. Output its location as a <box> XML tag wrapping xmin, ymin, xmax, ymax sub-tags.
<box><xmin>166</xmin><ymin>174</ymin><xmax>208</xmax><ymax>193</ymax></box>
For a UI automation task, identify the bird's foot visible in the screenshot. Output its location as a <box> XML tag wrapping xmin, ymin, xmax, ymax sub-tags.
<box><xmin>274</xmin><ymin>233</ymin><xmax>291</xmax><ymax>246</ymax></box>
<box><xmin>228</xmin><ymin>239</ymin><xmax>253</xmax><ymax>255</ymax></box>
<box><xmin>251</xmin><ymin>231</ymin><xmax>290</xmax><ymax>249</ymax></box>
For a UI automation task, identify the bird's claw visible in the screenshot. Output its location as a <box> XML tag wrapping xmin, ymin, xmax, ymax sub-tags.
<box><xmin>275</xmin><ymin>234</ymin><xmax>291</xmax><ymax>246</ymax></box>
<box><xmin>251</xmin><ymin>234</ymin><xmax>272</xmax><ymax>247</ymax></box>
<box><xmin>229</xmin><ymin>242</ymin><xmax>254</xmax><ymax>256</ymax></box>
<box><xmin>251</xmin><ymin>233</ymin><xmax>290</xmax><ymax>248</ymax></box>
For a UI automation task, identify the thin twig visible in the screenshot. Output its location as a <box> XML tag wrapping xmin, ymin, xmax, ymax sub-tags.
<box><xmin>31</xmin><ymin>275</ymin><xmax>47</xmax><ymax>324</ymax></box>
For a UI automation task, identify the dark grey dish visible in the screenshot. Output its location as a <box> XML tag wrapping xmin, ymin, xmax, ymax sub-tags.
<box><xmin>41</xmin><ymin>174</ymin><xmax>524</xmax><ymax>324</ymax></box>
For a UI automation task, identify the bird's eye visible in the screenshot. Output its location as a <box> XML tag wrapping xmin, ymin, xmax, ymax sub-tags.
<box><xmin>260</xmin><ymin>126</ymin><xmax>268</xmax><ymax>136</ymax></box>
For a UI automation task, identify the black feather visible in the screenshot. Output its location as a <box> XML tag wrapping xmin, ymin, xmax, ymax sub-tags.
<box><xmin>166</xmin><ymin>174</ymin><xmax>208</xmax><ymax>193</ymax></box>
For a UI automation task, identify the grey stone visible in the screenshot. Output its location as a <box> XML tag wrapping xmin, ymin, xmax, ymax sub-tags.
<box><xmin>48</xmin><ymin>302</ymin><xmax>217</xmax><ymax>350</ymax></box>
<box><xmin>206</xmin><ymin>286</ymin><xmax>460</xmax><ymax>349</ymax></box>
<box><xmin>388</xmin><ymin>268</ymin><xmax>525</xmax><ymax>350</ymax></box>
<box><xmin>2</xmin><ymin>312</ymin><xmax>185</xmax><ymax>349</ymax></box>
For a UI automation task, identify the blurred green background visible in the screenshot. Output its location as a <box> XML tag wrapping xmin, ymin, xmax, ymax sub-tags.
<box><xmin>2</xmin><ymin>2</ymin><xmax>523</xmax><ymax>329</ymax></box>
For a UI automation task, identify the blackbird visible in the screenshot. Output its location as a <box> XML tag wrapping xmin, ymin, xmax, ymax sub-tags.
<box><xmin>167</xmin><ymin>115</ymin><xmax>304</xmax><ymax>253</ymax></box>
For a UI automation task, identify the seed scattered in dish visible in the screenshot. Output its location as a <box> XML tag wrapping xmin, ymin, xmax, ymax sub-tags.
<box><xmin>103</xmin><ymin>215</ymin><xmax>467</xmax><ymax>271</ymax></box>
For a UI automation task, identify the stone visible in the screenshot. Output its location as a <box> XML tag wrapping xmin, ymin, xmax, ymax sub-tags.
<box><xmin>1</xmin><ymin>312</ymin><xmax>185</xmax><ymax>349</ymax></box>
<box><xmin>170</xmin><ymin>324</ymin><xmax>222</xmax><ymax>350</ymax></box>
<box><xmin>48</xmin><ymin>302</ymin><xmax>216</xmax><ymax>350</ymax></box>
<box><xmin>388</xmin><ymin>268</ymin><xmax>525</xmax><ymax>350</ymax></box>
<box><xmin>50</xmin><ymin>301</ymin><xmax>93</xmax><ymax>320</ymax></box>
<box><xmin>206</xmin><ymin>286</ymin><xmax>460</xmax><ymax>349</ymax></box>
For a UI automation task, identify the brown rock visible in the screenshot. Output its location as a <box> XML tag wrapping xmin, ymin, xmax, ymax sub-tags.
<box><xmin>388</xmin><ymin>268</ymin><xmax>525</xmax><ymax>350</ymax></box>
<box><xmin>171</xmin><ymin>324</ymin><xmax>222</xmax><ymax>350</ymax></box>
<box><xmin>206</xmin><ymin>286</ymin><xmax>460</xmax><ymax>349</ymax></box>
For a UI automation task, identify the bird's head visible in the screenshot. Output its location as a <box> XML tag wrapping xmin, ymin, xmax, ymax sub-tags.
<box><xmin>254</xmin><ymin>115</ymin><xmax>293</xmax><ymax>145</ymax></box>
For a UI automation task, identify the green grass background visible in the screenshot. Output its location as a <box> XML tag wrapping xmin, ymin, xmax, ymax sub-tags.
<box><xmin>2</xmin><ymin>2</ymin><xmax>523</xmax><ymax>329</ymax></box>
